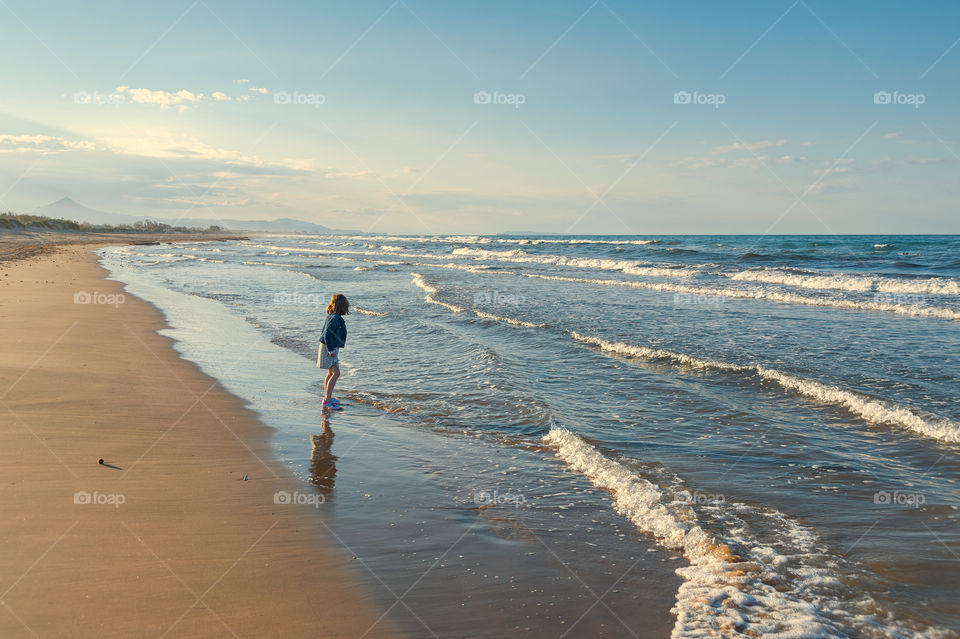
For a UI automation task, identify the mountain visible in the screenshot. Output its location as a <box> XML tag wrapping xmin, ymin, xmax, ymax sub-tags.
<box><xmin>34</xmin><ymin>197</ymin><xmax>135</xmax><ymax>226</ymax></box>
<box><xmin>31</xmin><ymin>197</ymin><xmax>350</xmax><ymax>234</ymax></box>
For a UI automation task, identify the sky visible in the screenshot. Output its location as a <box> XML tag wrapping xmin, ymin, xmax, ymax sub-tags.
<box><xmin>0</xmin><ymin>0</ymin><xmax>958</xmax><ymax>234</ymax></box>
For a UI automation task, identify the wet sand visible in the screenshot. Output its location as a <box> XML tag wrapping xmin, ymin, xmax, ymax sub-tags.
<box><xmin>0</xmin><ymin>240</ymin><xmax>394</xmax><ymax>637</ymax></box>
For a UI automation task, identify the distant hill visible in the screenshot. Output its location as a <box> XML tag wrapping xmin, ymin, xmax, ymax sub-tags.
<box><xmin>31</xmin><ymin>197</ymin><xmax>350</xmax><ymax>234</ymax></box>
<box><xmin>35</xmin><ymin>197</ymin><xmax>134</xmax><ymax>226</ymax></box>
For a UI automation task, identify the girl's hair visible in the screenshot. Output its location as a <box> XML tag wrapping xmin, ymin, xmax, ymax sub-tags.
<box><xmin>326</xmin><ymin>293</ymin><xmax>350</xmax><ymax>315</ymax></box>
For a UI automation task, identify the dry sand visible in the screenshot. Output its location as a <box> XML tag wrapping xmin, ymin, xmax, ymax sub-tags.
<box><xmin>0</xmin><ymin>240</ymin><xmax>394</xmax><ymax>638</ymax></box>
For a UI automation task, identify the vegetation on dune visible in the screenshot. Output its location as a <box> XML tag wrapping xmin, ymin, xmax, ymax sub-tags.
<box><xmin>0</xmin><ymin>212</ymin><xmax>224</xmax><ymax>234</ymax></box>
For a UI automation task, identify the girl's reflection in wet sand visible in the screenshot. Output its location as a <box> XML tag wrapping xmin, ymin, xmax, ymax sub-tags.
<box><xmin>310</xmin><ymin>417</ymin><xmax>337</xmax><ymax>497</ymax></box>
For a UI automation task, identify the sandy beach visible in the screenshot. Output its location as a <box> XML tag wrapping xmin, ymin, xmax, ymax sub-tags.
<box><xmin>0</xmin><ymin>240</ymin><xmax>393</xmax><ymax>638</ymax></box>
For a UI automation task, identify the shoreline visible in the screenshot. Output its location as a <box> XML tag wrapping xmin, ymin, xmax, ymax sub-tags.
<box><xmin>0</xmin><ymin>242</ymin><xmax>394</xmax><ymax>637</ymax></box>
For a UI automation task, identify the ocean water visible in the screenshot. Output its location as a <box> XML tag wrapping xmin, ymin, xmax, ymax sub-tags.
<box><xmin>99</xmin><ymin>235</ymin><xmax>960</xmax><ymax>638</ymax></box>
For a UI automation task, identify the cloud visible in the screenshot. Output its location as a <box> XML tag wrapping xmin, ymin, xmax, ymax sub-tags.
<box><xmin>884</xmin><ymin>130</ymin><xmax>904</xmax><ymax>139</ymax></box>
<box><xmin>804</xmin><ymin>182</ymin><xmax>857</xmax><ymax>195</ymax></box>
<box><xmin>115</xmin><ymin>87</ymin><xmax>205</xmax><ymax>111</ymax></box>
<box><xmin>712</xmin><ymin>139</ymin><xmax>787</xmax><ymax>154</ymax></box>
<box><xmin>674</xmin><ymin>156</ymin><xmax>725</xmax><ymax>169</ymax></box>
<box><xmin>234</xmin><ymin>79</ymin><xmax>250</xmax><ymax>85</ymax></box>
<box><xmin>674</xmin><ymin>152</ymin><xmax>803</xmax><ymax>169</ymax></box>
<box><xmin>906</xmin><ymin>157</ymin><xmax>944</xmax><ymax>165</ymax></box>
<box><xmin>109</xmin><ymin>86</ymin><xmax>268</xmax><ymax>110</ymax></box>
<box><xmin>0</xmin><ymin>134</ymin><xmax>98</xmax><ymax>154</ymax></box>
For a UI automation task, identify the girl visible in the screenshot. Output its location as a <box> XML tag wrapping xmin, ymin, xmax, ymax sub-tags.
<box><xmin>318</xmin><ymin>293</ymin><xmax>349</xmax><ymax>412</ymax></box>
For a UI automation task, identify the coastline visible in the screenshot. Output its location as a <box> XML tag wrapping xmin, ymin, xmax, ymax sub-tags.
<box><xmin>0</xmin><ymin>242</ymin><xmax>394</xmax><ymax>637</ymax></box>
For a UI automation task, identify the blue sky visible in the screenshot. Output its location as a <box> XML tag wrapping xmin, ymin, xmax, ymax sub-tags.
<box><xmin>0</xmin><ymin>0</ymin><xmax>958</xmax><ymax>233</ymax></box>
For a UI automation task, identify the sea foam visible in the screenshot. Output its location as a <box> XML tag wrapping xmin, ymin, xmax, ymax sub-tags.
<box><xmin>572</xmin><ymin>332</ymin><xmax>960</xmax><ymax>445</ymax></box>
<box><xmin>730</xmin><ymin>268</ymin><xmax>960</xmax><ymax>295</ymax></box>
<box><xmin>544</xmin><ymin>428</ymin><xmax>855</xmax><ymax>638</ymax></box>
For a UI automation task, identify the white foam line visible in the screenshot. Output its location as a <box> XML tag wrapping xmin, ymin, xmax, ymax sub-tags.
<box><xmin>246</xmin><ymin>244</ymin><xmax>460</xmax><ymax>262</ymax></box>
<box><xmin>543</xmin><ymin>427</ymin><xmax>841</xmax><ymax>638</ymax></box>
<box><xmin>242</xmin><ymin>260</ymin><xmax>314</xmax><ymax>268</ymax></box>
<box><xmin>730</xmin><ymin>269</ymin><xmax>960</xmax><ymax>296</ymax></box>
<box><xmin>472</xmin><ymin>310</ymin><xmax>545</xmax><ymax>328</ymax></box>
<box><xmin>248</xmin><ymin>243</ymin><xmax>695</xmax><ymax>277</ymax></box>
<box><xmin>572</xmin><ymin>332</ymin><xmax>960</xmax><ymax>445</ymax></box>
<box><xmin>313</xmin><ymin>235</ymin><xmax>662</xmax><ymax>246</ymax></box>
<box><xmin>410</xmin><ymin>272</ymin><xmax>465</xmax><ymax>313</ymax></box>
<box><xmin>353</xmin><ymin>307</ymin><xmax>387</xmax><ymax>317</ymax></box>
<box><xmin>452</xmin><ymin>247</ymin><xmax>699</xmax><ymax>277</ymax></box>
<box><xmin>411</xmin><ymin>274</ymin><xmax>547</xmax><ymax>327</ymax></box>
<box><xmin>524</xmin><ymin>273</ymin><xmax>960</xmax><ymax>321</ymax></box>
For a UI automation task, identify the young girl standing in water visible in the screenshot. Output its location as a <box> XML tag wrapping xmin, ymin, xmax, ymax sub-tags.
<box><xmin>318</xmin><ymin>293</ymin><xmax>349</xmax><ymax>412</ymax></box>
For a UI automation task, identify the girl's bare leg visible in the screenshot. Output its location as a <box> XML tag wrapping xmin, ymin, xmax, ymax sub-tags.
<box><xmin>323</xmin><ymin>364</ymin><xmax>340</xmax><ymax>403</ymax></box>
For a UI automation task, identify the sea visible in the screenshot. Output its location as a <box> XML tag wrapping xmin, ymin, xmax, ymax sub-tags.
<box><xmin>98</xmin><ymin>234</ymin><xmax>960</xmax><ymax>638</ymax></box>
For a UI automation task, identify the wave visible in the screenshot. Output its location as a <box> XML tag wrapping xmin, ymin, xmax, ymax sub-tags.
<box><xmin>522</xmin><ymin>273</ymin><xmax>960</xmax><ymax>320</ymax></box>
<box><xmin>543</xmin><ymin>428</ymin><xmax>937</xmax><ymax>638</ymax></box>
<box><xmin>310</xmin><ymin>234</ymin><xmax>661</xmax><ymax>246</ymax></box>
<box><xmin>472</xmin><ymin>310</ymin><xmax>545</xmax><ymax>328</ymax></box>
<box><xmin>246</xmin><ymin>243</ymin><xmax>461</xmax><ymax>263</ymax></box>
<box><xmin>410</xmin><ymin>272</ymin><xmax>465</xmax><ymax>313</ymax></box>
<box><xmin>353</xmin><ymin>307</ymin><xmax>387</xmax><ymax>317</ymax></box>
<box><xmin>730</xmin><ymin>268</ymin><xmax>960</xmax><ymax>295</ymax></box>
<box><xmin>411</xmin><ymin>273</ymin><xmax>544</xmax><ymax>327</ymax></box>
<box><xmin>451</xmin><ymin>247</ymin><xmax>699</xmax><ymax>277</ymax></box>
<box><xmin>572</xmin><ymin>332</ymin><xmax>960</xmax><ymax>445</ymax></box>
<box><xmin>242</xmin><ymin>260</ymin><xmax>313</xmax><ymax>268</ymax></box>
<box><xmin>495</xmin><ymin>237</ymin><xmax>661</xmax><ymax>246</ymax></box>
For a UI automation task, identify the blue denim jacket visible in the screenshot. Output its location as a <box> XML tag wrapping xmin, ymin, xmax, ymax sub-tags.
<box><xmin>321</xmin><ymin>313</ymin><xmax>347</xmax><ymax>350</ymax></box>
